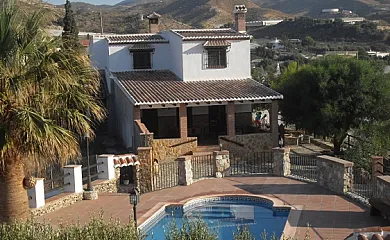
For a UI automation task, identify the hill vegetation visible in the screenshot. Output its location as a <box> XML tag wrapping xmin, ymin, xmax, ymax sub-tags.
<box><xmin>250</xmin><ymin>17</ymin><xmax>388</xmax><ymax>43</ymax></box>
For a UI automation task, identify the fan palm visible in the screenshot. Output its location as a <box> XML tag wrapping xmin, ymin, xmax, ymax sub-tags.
<box><xmin>0</xmin><ymin>1</ymin><xmax>105</xmax><ymax>223</ymax></box>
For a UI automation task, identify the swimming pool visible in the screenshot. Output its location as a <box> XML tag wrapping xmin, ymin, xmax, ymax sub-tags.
<box><xmin>140</xmin><ymin>196</ymin><xmax>291</xmax><ymax>240</ymax></box>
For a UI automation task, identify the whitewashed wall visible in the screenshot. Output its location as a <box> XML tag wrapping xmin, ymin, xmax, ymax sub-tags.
<box><xmin>113</xmin><ymin>83</ymin><xmax>134</xmax><ymax>149</ymax></box>
<box><xmin>161</xmin><ymin>32</ymin><xmax>184</xmax><ymax>79</ymax></box>
<box><xmin>181</xmin><ymin>40</ymin><xmax>251</xmax><ymax>81</ymax></box>
<box><xmin>90</xmin><ymin>38</ymin><xmax>109</xmax><ymax>71</ymax></box>
<box><xmin>108</xmin><ymin>43</ymin><xmax>171</xmax><ymax>72</ymax></box>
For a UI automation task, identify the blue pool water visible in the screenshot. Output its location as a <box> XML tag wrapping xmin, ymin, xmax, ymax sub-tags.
<box><xmin>142</xmin><ymin>197</ymin><xmax>290</xmax><ymax>240</ymax></box>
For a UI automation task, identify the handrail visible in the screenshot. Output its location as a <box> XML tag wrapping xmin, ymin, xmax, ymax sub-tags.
<box><xmin>219</xmin><ymin>137</ymin><xmax>244</xmax><ymax>147</ymax></box>
<box><xmin>170</xmin><ymin>138</ymin><xmax>197</xmax><ymax>148</ymax></box>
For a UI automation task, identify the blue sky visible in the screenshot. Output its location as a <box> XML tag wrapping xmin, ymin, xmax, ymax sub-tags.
<box><xmin>45</xmin><ymin>0</ymin><xmax>122</xmax><ymax>5</ymax></box>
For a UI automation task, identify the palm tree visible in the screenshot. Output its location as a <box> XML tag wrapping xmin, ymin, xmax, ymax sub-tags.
<box><xmin>0</xmin><ymin>1</ymin><xmax>105</xmax><ymax>223</ymax></box>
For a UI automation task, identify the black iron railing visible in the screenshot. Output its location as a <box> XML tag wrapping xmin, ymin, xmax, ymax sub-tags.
<box><xmin>230</xmin><ymin>152</ymin><xmax>273</xmax><ymax>175</ymax></box>
<box><xmin>289</xmin><ymin>155</ymin><xmax>317</xmax><ymax>182</ymax></box>
<box><xmin>153</xmin><ymin>161</ymin><xmax>179</xmax><ymax>191</ymax></box>
<box><xmin>350</xmin><ymin>167</ymin><xmax>374</xmax><ymax>199</ymax></box>
<box><xmin>81</xmin><ymin>155</ymin><xmax>104</xmax><ymax>185</ymax></box>
<box><xmin>192</xmin><ymin>154</ymin><xmax>214</xmax><ymax>180</ymax></box>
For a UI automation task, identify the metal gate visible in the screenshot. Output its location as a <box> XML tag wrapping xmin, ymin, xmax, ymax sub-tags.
<box><xmin>192</xmin><ymin>154</ymin><xmax>215</xmax><ymax>180</ymax></box>
<box><xmin>230</xmin><ymin>152</ymin><xmax>273</xmax><ymax>175</ymax></box>
<box><xmin>289</xmin><ymin>155</ymin><xmax>317</xmax><ymax>181</ymax></box>
<box><xmin>152</xmin><ymin>160</ymin><xmax>179</xmax><ymax>191</ymax></box>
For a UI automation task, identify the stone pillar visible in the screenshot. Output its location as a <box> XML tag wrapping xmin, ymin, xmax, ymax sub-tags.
<box><xmin>27</xmin><ymin>178</ymin><xmax>45</xmax><ymax>209</ymax></box>
<box><xmin>98</xmin><ymin>154</ymin><xmax>116</xmax><ymax>180</ymax></box>
<box><xmin>372</xmin><ymin>156</ymin><xmax>384</xmax><ymax>178</ymax></box>
<box><xmin>272</xmin><ymin>147</ymin><xmax>290</xmax><ymax>176</ymax></box>
<box><xmin>137</xmin><ymin>147</ymin><xmax>153</xmax><ymax>193</ymax></box>
<box><xmin>134</xmin><ymin>106</ymin><xmax>141</xmax><ymax>121</ymax></box>
<box><xmin>64</xmin><ymin>165</ymin><xmax>83</xmax><ymax>193</ymax></box>
<box><xmin>227</xmin><ymin>102</ymin><xmax>235</xmax><ymax>137</ymax></box>
<box><xmin>316</xmin><ymin>155</ymin><xmax>354</xmax><ymax>194</ymax></box>
<box><xmin>214</xmin><ymin>151</ymin><xmax>230</xmax><ymax>178</ymax></box>
<box><xmin>271</xmin><ymin>101</ymin><xmax>279</xmax><ymax>147</ymax></box>
<box><xmin>179</xmin><ymin>104</ymin><xmax>188</xmax><ymax>140</ymax></box>
<box><xmin>178</xmin><ymin>156</ymin><xmax>193</xmax><ymax>186</ymax></box>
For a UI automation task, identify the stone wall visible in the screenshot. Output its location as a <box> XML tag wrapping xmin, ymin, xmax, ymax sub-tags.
<box><xmin>219</xmin><ymin>133</ymin><xmax>273</xmax><ymax>155</ymax></box>
<box><xmin>151</xmin><ymin>137</ymin><xmax>197</xmax><ymax>162</ymax></box>
<box><xmin>316</xmin><ymin>155</ymin><xmax>354</xmax><ymax>194</ymax></box>
<box><xmin>214</xmin><ymin>151</ymin><xmax>230</xmax><ymax>178</ymax></box>
<box><xmin>30</xmin><ymin>193</ymin><xmax>83</xmax><ymax>217</ymax></box>
<box><xmin>376</xmin><ymin>176</ymin><xmax>390</xmax><ymax>202</ymax></box>
<box><xmin>138</xmin><ymin>147</ymin><xmax>153</xmax><ymax>193</ymax></box>
<box><xmin>93</xmin><ymin>178</ymin><xmax>119</xmax><ymax>193</ymax></box>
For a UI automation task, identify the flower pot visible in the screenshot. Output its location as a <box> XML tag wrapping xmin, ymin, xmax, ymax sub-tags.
<box><xmin>123</xmin><ymin>180</ymin><xmax>130</xmax><ymax>185</ymax></box>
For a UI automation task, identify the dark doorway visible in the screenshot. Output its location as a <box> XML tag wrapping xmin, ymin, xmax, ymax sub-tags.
<box><xmin>208</xmin><ymin>105</ymin><xmax>227</xmax><ymax>139</ymax></box>
<box><xmin>141</xmin><ymin>109</ymin><xmax>158</xmax><ymax>135</ymax></box>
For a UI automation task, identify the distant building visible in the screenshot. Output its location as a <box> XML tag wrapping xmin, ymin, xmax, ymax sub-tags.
<box><xmin>269</xmin><ymin>38</ymin><xmax>284</xmax><ymax>50</ymax></box>
<box><xmin>341</xmin><ymin>17</ymin><xmax>365</xmax><ymax>24</ymax></box>
<box><xmin>342</xmin><ymin>10</ymin><xmax>353</xmax><ymax>14</ymax></box>
<box><xmin>321</xmin><ymin>8</ymin><xmax>340</xmax><ymax>14</ymax></box>
<box><xmin>246</xmin><ymin>20</ymin><xmax>283</xmax><ymax>28</ymax></box>
<box><xmin>367</xmin><ymin>51</ymin><xmax>390</xmax><ymax>58</ymax></box>
<box><xmin>325</xmin><ymin>51</ymin><xmax>358</xmax><ymax>57</ymax></box>
<box><xmin>288</xmin><ymin>39</ymin><xmax>302</xmax><ymax>44</ymax></box>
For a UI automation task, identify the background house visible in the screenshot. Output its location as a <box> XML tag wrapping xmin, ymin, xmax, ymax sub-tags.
<box><xmin>89</xmin><ymin>5</ymin><xmax>283</xmax><ymax>160</ymax></box>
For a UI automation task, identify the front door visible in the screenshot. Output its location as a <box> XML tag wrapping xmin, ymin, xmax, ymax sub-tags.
<box><xmin>142</xmin><ymin>109</ymin><xmax>158</xmax><ymax>135</ymax></box>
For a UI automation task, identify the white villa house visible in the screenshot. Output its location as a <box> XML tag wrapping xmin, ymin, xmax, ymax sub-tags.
<box><xmin>89</xmin><ymin>5</ymin><xmax>283</xmax><ymax>159</ymax></box>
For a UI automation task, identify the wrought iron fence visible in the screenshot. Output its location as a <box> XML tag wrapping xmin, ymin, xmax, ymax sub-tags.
<box><xmin>192</xmin><ymin>154</ymin><xmax>215</xmax><ymax>180</ymax></box>
<box><xmin>230</xmin><ymin>152</ymin><xmax>273</xmax><ymax>175</ymax></box>
<box><xmin>153</xmin><ymin>160</ymin><xmax>179</xmax><ymax>191</ymax></box>
<box><xmin>350</xmin><ymin>167</ymin><xmax>374</xmax><ymax>199</ymax></box>
<box><xmin>289</xmin><ymin>155</ymin><xmax>317</xmax><ymax>182</ymax></box>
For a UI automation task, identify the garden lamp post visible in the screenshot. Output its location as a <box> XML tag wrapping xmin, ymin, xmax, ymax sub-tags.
<box><xmin>130</xmin><ymin>187</ymin><xmax>140</xmax><ymax>229</ymax></box>
<box><xmin>85</xmin><ymin>132</ymin><xmax>92</xmax><ymax>191</ymax></box>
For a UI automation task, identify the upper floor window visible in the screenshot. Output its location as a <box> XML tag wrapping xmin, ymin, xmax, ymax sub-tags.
<box><xmin>207</xmin><ymin>48</ymin><xmax>227</xmax><ymax>69</ymax></box>
<box><xmin>133</xmin><ymin>51</ymin><xmax>152</xmax><ymax>69</ymax></box>
<box><xmin>130</xmin><ymin>44</ymin><xmax>154</xmax><ymax>69</ymax></box>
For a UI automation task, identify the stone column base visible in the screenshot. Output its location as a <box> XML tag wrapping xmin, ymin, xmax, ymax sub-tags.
<box><xmin>83</xmin><ymin>190</ymin><xmax>98</xmax><ymax>200</ymax></box>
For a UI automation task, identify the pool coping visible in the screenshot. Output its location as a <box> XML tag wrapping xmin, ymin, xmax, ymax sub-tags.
<box><xmin>138</xmin><ymin>194</ymin><xmax>302</xmax><ymax>239</ymax></box>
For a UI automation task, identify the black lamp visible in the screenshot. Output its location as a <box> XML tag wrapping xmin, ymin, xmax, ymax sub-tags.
<box><xmin>130</xmin><ymin>187</ymin><xmax>140</xmax><ymax>228</ymax></box>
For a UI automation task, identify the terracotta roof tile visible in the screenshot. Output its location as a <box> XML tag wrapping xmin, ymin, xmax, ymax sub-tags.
<box><xmin>204</xmin><ymin>40</ymin><xmax>231</xmax><ymax>47</ymax></box>
<box><xmin>129</xmin><ymin>43</ymin><xmax>154</xmax><ymax>51</ymax></box>
<box><xmin>113</xmin><ymin>70</ymin><xmax>283</xmax><ymax>105</ymax></box>
<box><xmin>171</xmin><ymin>29</ymin><xmax>250</xmax><ymax>41</ymax></box>
<box><xmin>106</xmin><ymin>34</ymin><xmax>168</xmax><ymax>44</ymax></box>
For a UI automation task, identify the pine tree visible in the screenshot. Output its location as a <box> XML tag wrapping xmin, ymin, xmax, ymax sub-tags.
<box><xmin>62</xmin><ymin>0</ymin><xmax>79</xmax><ymax>50</ymax></box>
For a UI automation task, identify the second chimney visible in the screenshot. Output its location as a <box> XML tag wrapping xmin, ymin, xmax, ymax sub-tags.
<box><xmin>234</xmin><ymin>5</ymin><xmax>247</xmax><ymax>33</ymax></box>
<box><xmin>147</xmin><ymin>12</ymin><xmax>161</xmax><ymax>34</ymax></box>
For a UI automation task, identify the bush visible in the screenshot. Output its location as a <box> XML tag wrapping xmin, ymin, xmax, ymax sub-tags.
<box><xmin>0</xmin><ymin>213</ymin><xmax>141</xmax><ymax>240</ymax></box>
<box><xmin>0</xmin><ymin>214</ymin><xmax>311</xmax><ymax>240</ymax></box>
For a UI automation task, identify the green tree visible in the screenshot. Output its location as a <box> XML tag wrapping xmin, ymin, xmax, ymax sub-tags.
<box><xmin>0</xmin><ymin>0</ymin><xmax>105</xmax><ymax>222</ymax></box>
<box><xmin>62</xmin><ymin>0</ymin><xmax>80</xmax><ymax>49</ymax></box>
<box><xmin>277</xmin><ymin>56</ymin><xmax>390</xmax><ymax>153</ymax></box>
<box><xmin>302</xmin><ymin>36</ymin><xmax>315</xmax><ymax>46</ymax></box>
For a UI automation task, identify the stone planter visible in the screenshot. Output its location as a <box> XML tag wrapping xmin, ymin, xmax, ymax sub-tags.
<box><xmin>83</xmin><ymin>190</ymin><xmax>98</xmax><ymax>200</ymax></box>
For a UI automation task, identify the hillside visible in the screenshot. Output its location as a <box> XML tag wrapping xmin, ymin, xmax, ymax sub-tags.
<box><xmin>250</xmin><ymin>17</ymin><xmax>387</xmax><ymax>42</ymax></box>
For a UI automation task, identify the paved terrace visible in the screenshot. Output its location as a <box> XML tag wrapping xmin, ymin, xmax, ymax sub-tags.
<box><xmin>38</xmin><ymin>176</ymin><xmax>389</xmax><ymax>239</ymax></box>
